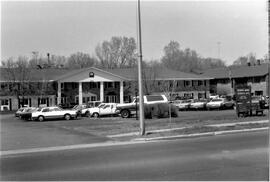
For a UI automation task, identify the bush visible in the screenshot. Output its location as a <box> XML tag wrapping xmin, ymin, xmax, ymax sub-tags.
<box><xmin>144</xmin><ymin>103</ymin><xmax>178</xmax><ymax>119</ymax></box>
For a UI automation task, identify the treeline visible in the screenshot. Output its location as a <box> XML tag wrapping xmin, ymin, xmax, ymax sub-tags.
<box><xmin>1</xmin><ymin>36</ymin><xmax>268</xmax><ymax>72</ymax></box>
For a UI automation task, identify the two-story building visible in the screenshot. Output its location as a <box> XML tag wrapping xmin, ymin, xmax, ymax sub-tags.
<box><xmin>0</xmin><ymin>67</ymin><xmax>212</xmax><ymax>111</ymax></box>
<box><xmin>200</xmin><ymin>64</ymin><xmax>269</xmax><ymax>97</ymax></box>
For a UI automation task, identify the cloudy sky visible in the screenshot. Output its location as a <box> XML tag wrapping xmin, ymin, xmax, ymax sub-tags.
<box><xmin>1</xmin><ymin>0</ymin><xmax>268</xmax><ymax>65</ymax></box>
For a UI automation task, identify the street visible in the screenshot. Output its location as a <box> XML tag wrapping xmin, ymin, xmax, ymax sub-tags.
<box><xmin>1</xmin><ymin>130</ymin><xmax>268</xmax><ymax>181</ymax></box>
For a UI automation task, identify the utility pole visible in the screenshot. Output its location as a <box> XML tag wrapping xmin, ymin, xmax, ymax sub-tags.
<box><xmin>137</xmin><ymin>0</ymin><xmax>145</xmax><ymax>135</ymax></box>
<box><xmin>217</xmin><ymin>41</ymin><xmax>221</xmax><ymax>59</ymax></box>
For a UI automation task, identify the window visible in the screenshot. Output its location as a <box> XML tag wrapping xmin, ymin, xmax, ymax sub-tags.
<box><xmin>91</xmin><ymin>96</ymin><xmax>96</xmax><ymax>101</ymax></box>
<box><xmin>40</xmin><ymin>98</ymin><xmax>47</xmax><ymax>105</ymax></box>
<box><xmin>184</xmin><ymin>81</ymin><xmax>190</xmax><ymax>87</ymax></box>
<box><xmin>1</xmin><ymin>99</ymin><xmax>8</xmax><ymax>105</ymax></box>
<box><xmin>255</xmin><ymin>91</ymin><xmax>263</xmax><ymax>96</ymax></box>
<box><xmin>253</xmin><ymin>77</ymin><xmax>261</xmax><ymax>83</ymax></box>
<box><xmin>106</xmin><ymin>82</ymin><xmax>114</xmax><ymax>88</ymax></box>
<box><xmin>198</xmin><ymin>80</ymin><xmax>203</xmax><ymax>86</ymax></box>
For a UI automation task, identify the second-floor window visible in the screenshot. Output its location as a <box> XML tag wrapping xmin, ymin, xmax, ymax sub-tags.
<box><xmin>184</xmin><ymin>80</ymin><xmax>191</xmax><ymax>87</ymax></box>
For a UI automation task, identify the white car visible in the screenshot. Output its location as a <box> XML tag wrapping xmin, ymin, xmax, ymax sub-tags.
<box><xmin>173</xmin><ymin>100</ymin><xmax>192</xmax><ymax>111</ymax></box>
<box><xmin>206</xmin><ymin>98</ymin><xmax>225</xmax><ymax>110</ymax></box>
<box><xmin>189</xmin><ymin>99</ymin><xmax>208</xmax><ymax>110</ymax></box>
<box><xmin>31</xmin><ymin>106</ymin><xmax>78</xmax><ymax>121</ymax></box>
<box><xmin>87</xmin><ymin>103</ymin><xmax>118</xmax><ymax>118</ymax></box>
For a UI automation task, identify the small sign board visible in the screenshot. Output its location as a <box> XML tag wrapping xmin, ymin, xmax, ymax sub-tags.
<box><xmin>235</xmin><ymin>86</ymin><xmax>251</xmax><ymax>117</ymax></box>
<box><xmin>89</xmin><ymin>72</ymin><xmax>94</xmax><ymax>78</ymax></box>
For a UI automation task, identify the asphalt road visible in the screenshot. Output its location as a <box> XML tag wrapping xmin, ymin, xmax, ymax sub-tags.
<box><xmin>1</xmin><ymin>130</ymin><xmax>269</xmax><ymax>181</ymax></box>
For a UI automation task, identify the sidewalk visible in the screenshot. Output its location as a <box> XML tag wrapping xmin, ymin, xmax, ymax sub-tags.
<box><xmin>108</xmin><ymin>120</ymin><xmax>269</xmax><ymax>141</ymax></box>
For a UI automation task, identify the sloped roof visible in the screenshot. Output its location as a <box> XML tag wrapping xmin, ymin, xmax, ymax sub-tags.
<box><xmin>0</xmin><ymin>68</ymin><xmax>72</xmax><ymax>82</ymax></box>
<box><xmin>0</xmin><ymin>66</ymin><xmax>211</xmax><ymax>82</ymax></box>
<box><xmin>200</xmin><ymin>64</ymin><xmax>269</xmax><ymax>79</ymax></box>
<box><xmin>105</xmin><ymin>67</ymin><xmax>211</xmax><ymax>80</ymax></box>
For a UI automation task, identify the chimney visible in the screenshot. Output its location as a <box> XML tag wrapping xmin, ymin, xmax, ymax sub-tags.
<box><xmin>257</xmin><ymin>59</ymin><xmax>261</xmax><ymax>65</ymax></box>
<box><xmin>247</xmin><ymin>62</ymin><xmax>251</xmax><ymax>66</ymax></box>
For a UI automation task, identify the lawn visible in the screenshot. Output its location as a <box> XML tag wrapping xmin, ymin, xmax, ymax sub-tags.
<box><xmin>43</xmin><ymin>109</ymin><xmax>269</xmax><ymax>138</ymax></box>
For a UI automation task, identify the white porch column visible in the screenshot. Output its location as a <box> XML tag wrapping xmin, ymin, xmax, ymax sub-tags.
<box><xmin>78</xmin><ymin>82</ymin><xmax>83</xmax><ymax>105</ymax></box>
<box><xmin>120</xmin><ymin>81</ymin><xmax>124</xmax><ymax>104</ymax></box>
<box><xmin>100</xmin><ymin>81</ymin><xmax>104</xmax><ymax>102</ymax></box>
<box><xmin>57</xmin><ymin>82</ymin><xmax>61</xmax><ymax>105</ymax></box>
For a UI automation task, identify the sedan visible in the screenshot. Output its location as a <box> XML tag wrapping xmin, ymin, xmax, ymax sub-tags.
<box><xmin>31</xmin><ymin>106</ymin><xmax>78</xmax><ymax>122</ymax></box>
<box><xmin>173</xmin><ymin>100</ymin><xmax>192</xmax><ymax>111</ymax></box>
<box><xmin>189</xmin><ymin>99</ymin><xmax>208</xmax><ymax>110</ymax></box>
<box><xmin>206</xmin><ymin>98</ymin><xmax>226</xmax><ymax>110</ymax></box>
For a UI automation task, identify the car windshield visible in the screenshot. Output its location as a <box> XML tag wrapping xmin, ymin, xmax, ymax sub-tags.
<box><xmin>98</xmin><ymin>103</ymin><xmax>105</xmax><ymax>108</ymax></box>
<box><xmin>212</xmin><ymin>99</ymin><xmax>222</xmax><ymax>102</ymax></box>
<box><xmin>183</xmin><ymin>100</ymin><xmax>191</xmax><ymax>103</ymax></box>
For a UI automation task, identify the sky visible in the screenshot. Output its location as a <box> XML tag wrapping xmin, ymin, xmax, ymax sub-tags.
<box><xmin>1</xmin><ymin>0</ymin><xmax>268</xmax><ymax>65</ymax></box>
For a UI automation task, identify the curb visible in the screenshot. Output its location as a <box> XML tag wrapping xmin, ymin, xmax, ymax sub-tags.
<box><xmin>132</xmin><ymin>127</ymin><xmax>269</xmax><ymax>141</ymax></box>
<box><xmin>108</xmin><ymin>120</ymin><xmax>269</xmax><ymax>138</ymax></box>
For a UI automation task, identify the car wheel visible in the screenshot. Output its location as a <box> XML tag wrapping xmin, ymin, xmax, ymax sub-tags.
<box><xmin>92</xmin><ymin>112</ymin><xmax>99</xmax><ymax>118</ymax></box>
<box><xmin>64</xmin><ymin>114</ymin><xmax>71</xmax><ymax>120</ymax></box>
<box><xmin>85</xmin><ymin>111</ymin><xmax>90</xmax><ymax>117</ymax></box>
<box><xmin>121</xmin><ymin>110</ymin><xmax>130</xmax><ymax>118</ymax></box>
<box><xmin>38</xmin><ymin>116</ymin><xmax>45</xmax><ymax>122</ymax></box>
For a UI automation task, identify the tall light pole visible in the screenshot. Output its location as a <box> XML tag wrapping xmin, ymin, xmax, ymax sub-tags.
<box><xmin>137</xmin><ymin>0</ymin><xmax>145</xmax><ymax>135</ymax></box>
<box><xmin>217</xmin><ymin>41</ymin><xmax>221</xmax><ymax>59</ymax></box>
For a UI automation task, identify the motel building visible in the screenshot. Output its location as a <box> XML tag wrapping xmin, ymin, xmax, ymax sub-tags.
<box><xmin>0</xmin><ymin>67</ymin><xmax>211</xmax><ymax>111</ymax></box>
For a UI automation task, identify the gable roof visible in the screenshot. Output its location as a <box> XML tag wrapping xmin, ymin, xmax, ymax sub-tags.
<box><xmin>0</xmin><ymin>68</ymin><xmax>71</xmax><ymax>82</ymax></box>
<box><xmin>0</xmin><ymin>66</ymin><xmax>212</xmax><ymax>82</ymax></box>
<box><xmin>200</xmin><ymin>64</ymin><xmax>269</xmax><ymax>79</ymax></box>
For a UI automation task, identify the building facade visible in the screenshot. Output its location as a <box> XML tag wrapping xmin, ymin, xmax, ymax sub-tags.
<box><xmin>0</xmin><ymin>67</ymin><xmax>211</xmax><ymax>111</ymax></box>
<box><xmin>201</xmin><ymin>64</ymin><xmax>269</xmax><ymax>97</ymax></box>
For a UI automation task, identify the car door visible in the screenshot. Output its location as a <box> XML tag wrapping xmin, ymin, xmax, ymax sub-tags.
<box><xmin>51</xmin><ymin>107</ymin><xmax>64</xmax><ymax>119</ymax></box>
<box><xmin>99</xmin><ymin>104</ymin><xmax>112</xmax><ymax>115</ymax></box>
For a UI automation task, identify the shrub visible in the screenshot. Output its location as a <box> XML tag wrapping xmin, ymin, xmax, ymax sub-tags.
<box><xmin>144</xmin><ymin>103</ymin><xmax>178</xmax><ymax>119</ymax></box>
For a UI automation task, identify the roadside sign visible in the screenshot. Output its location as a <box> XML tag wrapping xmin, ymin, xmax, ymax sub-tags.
<box><xmin>235</xmin><ymin>86</ymin><xmax>252</xmax><ymax>117</ymax></box>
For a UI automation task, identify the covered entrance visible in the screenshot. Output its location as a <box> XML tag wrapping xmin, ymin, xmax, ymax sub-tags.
<box><xmin>55</xmin><ymin>68</ymin><xmax>125</xmax><ymax>105</ymax></box>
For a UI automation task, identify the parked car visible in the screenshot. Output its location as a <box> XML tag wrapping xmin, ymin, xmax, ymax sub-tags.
<box><xmin>15</xmin><ymin>107</ymin><xmax>28</xmax><ymax>117</ymax></box>
<box><xmin>173</xmin><ymin>99</ymin><xmax>192</xmax><ymax>111</ymax></box>
<box><xmin>206</xmin><ymin>98</ymin><xmax>226</xmax><ymax>110</ymax></box>
<box><xmin>223</xmin><ymin>99</ymin><xmax>235</xmax><ymax>109</ymax></box>
<box><xmin>31</xmin><ymin>106</ymin><xmax>78</xmax><ymax>122</ymax></box>
<box><xmin>15</xmin><ymin>107</ymin><xmax>35</xmax><ymax>117</ymax></box>
<box><xmin>79</xmin><ymin>101</ymin><xmax>103</xmax><ymax>117</ymax></box>
<box><xmin>87</xmin><ymin>103</ymin><xmax>118</xmax><ymax>118</ymax></box>
<box><xmin>116</xmin><ymin>95</ymin><xmax>168</xmax><ymax>118</ymax></box>
<box><xmin>19</xmin><ymin>107</ymin><xmax>38</xmax><ymax>120</ymax></box>
<box><xmin>72</xmin><ymin>104</ymin><xmax>88</xmax><ymax>116</ymax></box>
<box><xmin>189</xmin><ymin>99</ymin><xmax>208</xmax><ymax>110</ymax></box>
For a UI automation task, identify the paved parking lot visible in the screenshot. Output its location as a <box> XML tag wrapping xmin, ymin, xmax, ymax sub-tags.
<box><xmin>0</xmin><ymin>114</ymin><xmax>110</xmax><ymax>151</ymax></box>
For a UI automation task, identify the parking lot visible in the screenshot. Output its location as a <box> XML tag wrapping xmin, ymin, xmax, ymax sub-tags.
<box><xmin>1</xmin><ymin>108</ymin><xmax>268</xmax><ymax>151</ymax></box>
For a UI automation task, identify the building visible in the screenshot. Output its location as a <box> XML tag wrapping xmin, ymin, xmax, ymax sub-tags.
<box><xmin>200</xmin><ymin>64</ymin><xmax>269</xmax><ymax>97</ymax></box>
<box><xmin>0</xmin><ymin>67</ymin><xmax>211</xmax><ymax>111</ymax></box>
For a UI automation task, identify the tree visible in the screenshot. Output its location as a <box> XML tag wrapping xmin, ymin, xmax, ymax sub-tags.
<box><xmin>1</xmin><ymin>56</ymin><xmax>32</xmax><ymax>107</ymax></box>
<box><xmin>67</xmin><ymin>52</ymin><xmax>96</xmax><ymax>69</ymax></box>
<box><xmin>233</xmin><ymin>53</ymin><xmax>256</xmax><ymax>66</ymax></box>
<box><xmin>161</xmin><ymin>40</ymin><xmax>226</xmax><ymax>72</ymax></box>
<box><xmin>95</xmin><ymin>36</ymin><xmax>137</xmax><ymax>69</ymax></box>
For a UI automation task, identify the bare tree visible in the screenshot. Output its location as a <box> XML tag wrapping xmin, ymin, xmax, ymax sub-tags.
<box><xmin>1</xmin><ymin>56</ymin><xmax>32</xmax><ymax>107</ymax></box>
<box><xmin>67</xmin><ymin>52</ymin><xmax>96</xmax><ymax>69</ymax></box>
<box><xmin>95</xmin><ymin>36</ymin><xmax>137</xmax><ymax>69</ymax></box>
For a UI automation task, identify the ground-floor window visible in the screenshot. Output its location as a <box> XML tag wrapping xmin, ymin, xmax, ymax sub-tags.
<box><xmin>255</xmin><ymin>90</ymin><xmax>263</xmax><ymax>96</ymax></box>
<box><xmin>1</xmin><ymin>99</ymin><xmax>9</xmax><ymax>106</ymax></box>
<box><xmin>198</xmin><ymin>92</ymin><xmax>206</xmax><ymax>99</ymax></box>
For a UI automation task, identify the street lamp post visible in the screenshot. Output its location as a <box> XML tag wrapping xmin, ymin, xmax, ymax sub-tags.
<box><xmin>137</xmin><ymin>0</ymin><xmax>145</xmax><ymax>135</ymax></box>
